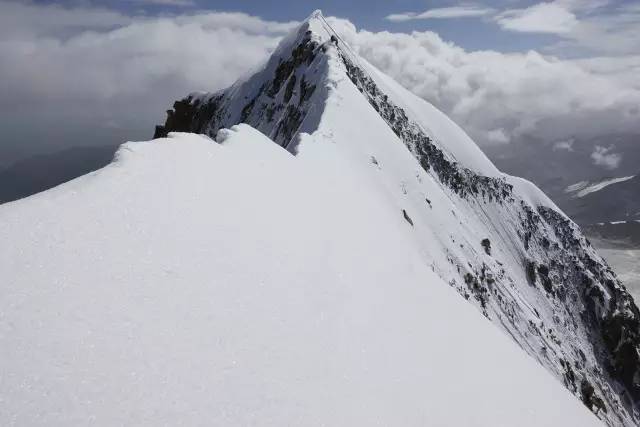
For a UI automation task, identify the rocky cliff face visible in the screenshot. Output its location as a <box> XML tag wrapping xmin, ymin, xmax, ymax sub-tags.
<box><xmin>154</xmin><ymin>27</ymin><xmax>321</xmax><ymax>151</ymax></box>
<box><xmin>155</xmin><ymin>11</ymin><xmax>640</xmax><ymax>425</ymax></box>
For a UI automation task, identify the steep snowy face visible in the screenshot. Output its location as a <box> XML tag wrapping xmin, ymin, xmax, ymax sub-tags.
<box><xmin>154</xmin><ymin>11</ymin><xmax>330</xmax><ymax>150</ymax></box>
<box><xmin>0</xmin><ymin>128</ymin><xmax>603</xmax><ymax>425</ymax></box>
<box><xmin>156</xmin><ymin>11</ymin><xmax>640</xmax><ymax>426</ymax></box>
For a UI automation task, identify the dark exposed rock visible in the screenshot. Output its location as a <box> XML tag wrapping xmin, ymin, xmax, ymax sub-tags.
<box><xmin>284</xmin><ymin>74</ymin><xmax>297</xmax><ymax>103</ymax></box>
<box><xmin>240</xmin><ymin>97</ymin><xmax>257</xmax><ymax>123</ymax></box>
<box><xmin>268</xmin><ymin>35</ymin><xmax>318</xmax><ymax>98</ymax></box>
<box><xmin>581</xmin><ymin>380</ymin><xmax>608</xmax><ymax>415</ymax></box>
<box><xmin>153</xmin><ymin>33</ymin><xmax>319</xmax><ymax>148</ymax></box>
<box><xmin>338</xmin><ymin>52</ymin><xmax>513</xmax><ymax>202</ymax></box>
<box><xmin>275</xmin><ymin>105</ymin><xmax>303</xmax><ymax>148</ymax></box>
<box><xmin>154</xmin><ymin>99</ymin><xmax>198</xmax><ymax>138</ymax></box>
<box><xmin>563</xmin><ymin>360</ymin><xmax>577</xmax><ymax>391</ymax></box>
<box><xmin>526</xmin><ymin>260</ymin><xmax>537</xmax><ymax>286</ymax></box>
<box><xmin>481</xmin><ymin>238</ymin><xmax>491</xmax><ymax>256</ymax></box>
<box><xmin>153</xmin><ymin>125</ymin><xmax>167</xmax><ymax>139</ymax></box>
<box><xmin>582</xmin><ymin>380</ymin><xmax>596</xmax><ymax>409</ymax></box>
<box><xmin>537</xmin><ymin>264</ymin><xmax>553</xmax><ymax>293</ymax></box>
<box><xmin>299</xmin><ymin>75</ymin><xmax>316</xmax><ymax>105</ymax></box>
<box><xmin>402</xmin><ymin>209</ymin><xmax>414</xmax><ymax>226</ymax></box>
<box><xmin>535</xmin><ymin>206</ymin><xmax>640</xmax><ymax>407</ymax></box>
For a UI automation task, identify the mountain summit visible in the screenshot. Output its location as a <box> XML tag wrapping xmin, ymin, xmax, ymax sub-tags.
<box><xmin>1</xmin><ymin>11</ymin><xmax>638</xmax><ymax>426</ymax></box>
<box><xmin>154</xmin><ymin>11</ymin><xmax>640</xmax><ymax>425</ymax></box>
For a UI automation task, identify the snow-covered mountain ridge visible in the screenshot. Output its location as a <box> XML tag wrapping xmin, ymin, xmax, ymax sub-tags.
<box><xmin>154</xmin><ymin>11</ymin><xmax>640</xmax><ymax>425</ymax></box>
<box><xmin>1</xmin><ymin>128</ymin><xmax>603</xmax><ymax>425</ymax></box>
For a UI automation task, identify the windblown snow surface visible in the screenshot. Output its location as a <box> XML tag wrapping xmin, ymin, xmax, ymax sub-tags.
<box><xmin>2</xmin><ymin>10</ymin><xmax>636</xmax><ymax>426</ymax></box>
<box><xmin>149</xmin><ymin>11</ymin><xmax>640</xmax><ymax>425</ymax></box>
<box><xmin>0</xmin><ymin>127</ymin><xmax>600</xmax><ymax>426</ymax></box>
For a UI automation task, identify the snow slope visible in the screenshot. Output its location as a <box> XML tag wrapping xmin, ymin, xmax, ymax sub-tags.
<box><xmin>151</xmin><ymin>11</ymin><xmax>640</xmax><ymax>426</ymax></box>
<box><xmin>4</xmin><ymin>9</ymin><xmax>639</xmax><ymax>426</ymax></box>
<box><xmin>0</xmin><ymin>128</ymin><xmax>601</xmax><ymax>426</ymax></box>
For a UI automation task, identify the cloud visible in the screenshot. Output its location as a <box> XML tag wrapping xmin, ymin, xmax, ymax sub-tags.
<box><xmin>591</xmin><ymin>145</ymin><xmax>621</xmax><ymax>169</ymax></box>
<box><xmin>561</xmin><ymin>3</ymin><xmax>640</xmax><ymax>56</ymax></box>
<box><xmin>385</xmin><ymin>1</ymin><xmax>640</xmax><ymax>57</ymax></box>
<box><xmin>327</xmin><ymin>17</ymin><xmax>640</xmax><ymax>146</ymax></box>
<box><xmin>0</xmin><ymin>1</ymin><xmax>638</xmax><ymax>165</ymax></box>
<box><xmin>128</xmin><ymin>0</ymin><xmax>196</xmax><ymax>6</ymax></box>
<box><xmin>553</xmin><ymin>139</ymin><xmax>575</xmax><ymax>151</ymax></box>
<box><xmin>487</xmin><ymin>128</ymin><xmax>510</xmax><ymax>144</ymax></box>
<box><xmin>496</xmin><ymin>2</ymin><xmax>578</xmax><ymax>34</ymax></box>
<box><xmin>0</xmin><ymin>1</ymin><xmax>297</xmax><ymax>159</ymax></box>
<box><xmin>0</xmin><ymin>1</ymin><xmax>131</xmax><ymax>39</ymax></box>
<box><xmin>0</xmin><ymin>2</ymin><xmax>298</xmax><ymax>103</ymax></box>
<box><xmin>495</xmin><ymin>1</ymin><xmax>640</xmax><ymax>56</ymax></box>
<box><xmin>386</xmin><ymin>5</ymin><xmax>493</xmax><ymax>22</ymax></box>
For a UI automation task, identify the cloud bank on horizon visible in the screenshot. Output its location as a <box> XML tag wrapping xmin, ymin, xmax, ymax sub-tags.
<box><xmin>386</xmin><ymin>6</ymin><xmax>495</xmax><ymax>22</ymax></box>
<box><xmin>0</xmin><ymin>0</ymin><xmax>638</xmax><ymax>167</ymax></box>
<box><xmin>387</xmin><ymin>1</ymin><xmax>640</xmax><ymax>55</ymax></box>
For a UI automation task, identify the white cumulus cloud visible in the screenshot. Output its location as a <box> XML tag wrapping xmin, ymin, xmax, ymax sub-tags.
<box><xmin>496</xmin><ymin>2</ymin><xmax>579</xmax><ymax>34</ymax></box>
<box><xmin>0</xmin><ymin>1</ymin><xmax>638</xmax><ymax>163</ymax></box>
<box><xmin>386</xmin><ymin>5</ymin><xmax>494</xmax><ymax>22</ymax></box>
<box><xmin>495</xmin><ymin>1</ymin><xmax>640</xmax><ymax>56</ymax></box>
<box><xmin>591</xmin><ymin>145</ymin><xmax>621</xmax><ymax>169</ymax></box>
<box><xmin>0</xmin><ymin>1</ymin><xmax>297</xmax><ymax>158</ymax></box>
<box><xmin>553</xmin><ymin>139</ymin><xmax>575</xmax><ymax>151</ymax></box>
<box><xmin>128</xmin><ymin>0</ymin><xmax>196</xmax><ymax>6</ymax></box>
<box><xmin>327</xmin><ymin>17</ymin><xmax>640</xmax><ymax>146</ymax></box>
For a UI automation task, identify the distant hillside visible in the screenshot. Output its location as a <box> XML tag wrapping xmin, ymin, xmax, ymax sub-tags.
<box><xmin>562</xmin><ymin>175</ymin><xmax>640</xmax><ymax>225</ymax></box>
<box><xmin>486</xmin><ymin>134</ymin><xmax>640</xmax><ymax>226</ymax></box>
<box><xmin>0</xmin><ymin>145</ymin><xmax>118</xmax><ymax>204</ymax></box>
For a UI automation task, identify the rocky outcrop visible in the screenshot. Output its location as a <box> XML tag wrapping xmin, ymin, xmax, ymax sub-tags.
<box><xmin>154</xmin><ymin>30</ymin><xmax>320</xmax><ymax>150</ymax></box>
<box><xmin>154</xmin><ymin>99</ymin><xmax>199</xmax><ymax>138</ymax></box>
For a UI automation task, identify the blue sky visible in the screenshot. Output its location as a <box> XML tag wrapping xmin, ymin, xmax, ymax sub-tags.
<box><xmin>29</xmin><ymin>0</ymin><xmax>635</xmax><ymax>54</ymax></box>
